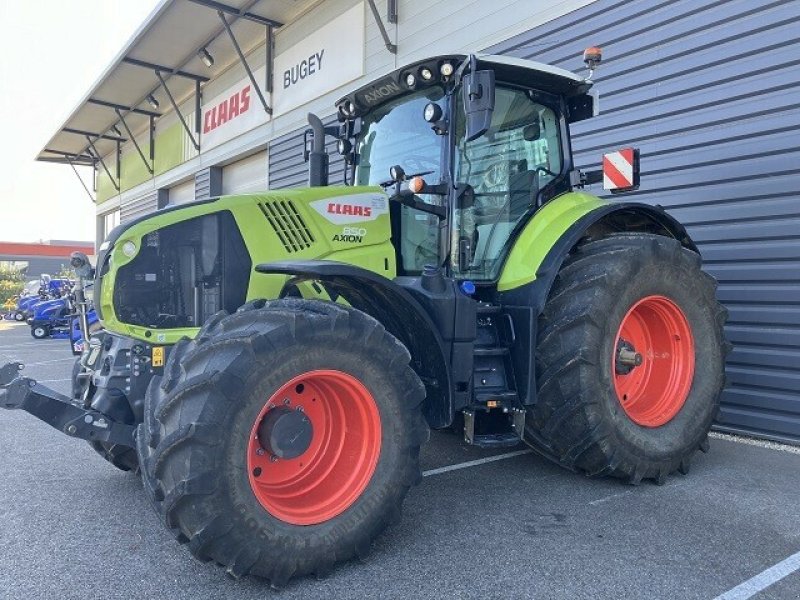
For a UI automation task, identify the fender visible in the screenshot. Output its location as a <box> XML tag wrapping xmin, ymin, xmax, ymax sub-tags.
<box><xmin>256</xmin><ymin>260</ymin><xmax>454</xmax><ymax>428</ymax></box>
<box><xmin>497</xmin><ymin>191</ymin><xmax>698</xmax><ymax>406</ymax></box>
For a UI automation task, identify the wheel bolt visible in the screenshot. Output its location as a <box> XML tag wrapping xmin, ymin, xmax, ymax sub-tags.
<box><xmin>270</xmin><ymin>455</ymin><xmax>278</xmax><ymax>462</ymax></box>
<box><xmin>256</xmin><ymin>448</ymin><xmax>264</xmax><ymax>456</ymax></box>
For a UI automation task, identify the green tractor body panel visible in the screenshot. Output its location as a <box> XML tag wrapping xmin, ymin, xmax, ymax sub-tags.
<box><xmin>98</xmin><ymin>185</ymin><xmax>394</xmax><ymax>344</ymax></box>
<box><xmin>497</xmin><ymin>191</ymin><xmax>607</xmax><ymax>292</ymax></box>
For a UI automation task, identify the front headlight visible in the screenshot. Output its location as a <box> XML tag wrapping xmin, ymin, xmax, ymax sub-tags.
<box><xmin>121</xmin><ymin>241</ymin><xmax>137</xmax><ymax>257</ymax></box>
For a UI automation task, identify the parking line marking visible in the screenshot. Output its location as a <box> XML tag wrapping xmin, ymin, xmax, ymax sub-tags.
<box><xmin>713</xmin><ymin>549</ymin><xmax>800</xmax><ymax>600</ymax></box>
<box><xmin>422</xmin><ymin>449</ymin><xmax>532</xmax><ymax>477</ymax></box>
<box><xmin>710</xmin><ymin>431</ymin><xmax>800</xmax><ymax>455</ymax></box>
<box><xmin>24</xmin><ymin>357</ymin><xmax>76</xmax><ymax>366</ymax></box>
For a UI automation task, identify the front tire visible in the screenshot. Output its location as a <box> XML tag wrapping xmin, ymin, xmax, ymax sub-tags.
<box><xmin>31</xmin><ymin>324</ymin><xmax>50</xmax><ymax>339</ymax></box>
<box><xmin>524</xmin><ymin>233</ymin><xmax>728</xmax><ymax>484</ymax></box>
<box><xmin>137</xmin><ymin>299</ymin><xmax>428</xmax><ymax>584</ymax></box>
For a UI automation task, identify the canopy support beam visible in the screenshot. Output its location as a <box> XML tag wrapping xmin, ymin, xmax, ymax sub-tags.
<box><xmin>115</xmin><ymin>108</ymin><xmax>153</xmax><ymax>175</ymax></box>
<box><xmin>366</xmin><ymin>0</ymin><xmax>396</xmax><ymax>54</ymax></box>
<box><xmin>187</xmin><ymin>0</ymin><xmax>283</xmax><ymax>27</ymax></box>
<box><xmin>218</xmin><ymin>10</ymin><xmax>272</xmax><ymax>115</ymax></box>
<box><xmin>122</xmin><ymin>57</ymin><xmax>209</xmax><ymax>82</ymax></box>
<box><xmin>85</xmin><ymin>136</ymin><xmax>119</xmax><ymax>192</ymax></box>
<box><xmin>87</xmin><ymin>98</ymin><xmax>161</xmax><ymax>117</ymax></box>
<box><xmin>155</xmin><ymin>71</ymin><xmax>200</xmax><ymax>150</ymax></box>
<box><xmin>65</xmin><ymin>156</ymin><xmax>96</xmax><ymax>203</ymax></box>
<box><xmin>62</xmin><ymin>128</ymin><xmax>125</xmax><ymax>143</ymax></box>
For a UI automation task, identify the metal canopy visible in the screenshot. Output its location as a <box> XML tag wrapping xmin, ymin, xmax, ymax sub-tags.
<box><xmin>37</xmin><ymin>0</ymin><xmax>319</xmax><ymax>167</ymax></box>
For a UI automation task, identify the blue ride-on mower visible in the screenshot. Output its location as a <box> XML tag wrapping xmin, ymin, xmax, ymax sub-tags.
<box><xmin>28</xmin><ymin>296</ymin><xmax>72</xmax><ymax>339</ymax></box>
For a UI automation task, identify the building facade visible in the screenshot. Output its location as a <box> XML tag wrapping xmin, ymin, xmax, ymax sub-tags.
<box><xmin>38</xmin><ymin>0</ymin><xmax>800</xmax><ymax>443</ymax></box>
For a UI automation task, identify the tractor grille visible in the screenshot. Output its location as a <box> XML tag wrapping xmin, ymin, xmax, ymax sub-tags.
<box><xmin>258</xmin><ymin>199</ymin><xmax>315</xmax><ymax>253</ymax></box>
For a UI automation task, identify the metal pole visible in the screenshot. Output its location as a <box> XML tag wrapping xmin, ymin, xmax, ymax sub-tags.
<box><xmin>65</xmin><ymin>157</ymin><xmax>96</xmax><ymax>203</ymax></box>
<box><xmin>115</xmin><ymin>109</ymin><xmax>153</xmax><ymax>174</ymax></box>
<box><xmin>155</xmin><ymin>71</ymin><xmax>200</xmax><ymax>150</ymax></box>
<box><xmin>366</xmin><ymin>0</ymin><xmax>397</xmax><ymax>54</ymax></box>
<box><xmin>265</xmin><ymin>25</ymin><xmax>273</xmax><ymax>94</ymax></box>
<box><xmin>85</xmin><ymin>137</ymin><xmax>119</xmax><ymax>191</ymax></box>
<box><xmin>218</xmin><ymin>11</ymin><xmax>272</xmax><ymax>114</ymax></box>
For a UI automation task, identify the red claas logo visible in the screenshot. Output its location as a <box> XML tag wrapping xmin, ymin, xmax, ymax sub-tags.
<box><xmin>327</xmin><ymin>203</ymin><xmax>372</xmax><ymax>217</ymax></box>
<box><xmin>204</xmin><ymin>85</ymin><xmax>251</xmax><ymax>134</ymax></box>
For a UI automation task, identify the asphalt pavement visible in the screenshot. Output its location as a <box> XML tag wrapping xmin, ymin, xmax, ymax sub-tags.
<box><xmin>1</xmin><ymin>321</ymin><xmax>798</xmax><ymax>600</ymax></box>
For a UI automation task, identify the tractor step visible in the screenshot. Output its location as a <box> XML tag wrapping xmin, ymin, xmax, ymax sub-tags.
<box><xmin>473</xmin><ymin>347</ymin><xmax>510</xmax><ymax>357</ymax></box>
<box><xmin>468</xmin><ymin>432</ymin><xmax>522</xmax><ymax>448</ymax></box>
<box><xmin>463</xmin><ymin>408</ymin><xmax>525</xmax><ymax>448</ymax></box>
<box><xmin>474</xmin><ymin>390</ymin><xmax>519</xmax><ymax>404</ymax></box>
<box><xmin>0</xmin><ymin>362</ymin><xmax>136</xmax><ymax>447</ymax></box>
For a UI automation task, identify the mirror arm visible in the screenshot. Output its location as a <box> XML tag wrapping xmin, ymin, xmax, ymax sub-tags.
<box><xmin>390</xmin><ymin>189</ymin><xmax>446</xmax><ymax>219</ymax></box>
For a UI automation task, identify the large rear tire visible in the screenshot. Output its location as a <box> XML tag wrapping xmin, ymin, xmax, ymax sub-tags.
<box><xmin>524</xmin><ymin>233</ymin><xmax>728</xmax><ymax>484</ymax></box>
<box><xmin>137</xmin><ymin>298</ymin><xmax>428</xmax><ymax>585</ymax></box>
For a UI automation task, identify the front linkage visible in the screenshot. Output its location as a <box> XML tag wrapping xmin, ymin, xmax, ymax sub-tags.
<box><xmin>0</xmin><ymin>362</ymin><xmax>136</xmax><ymax>447</ymax></box>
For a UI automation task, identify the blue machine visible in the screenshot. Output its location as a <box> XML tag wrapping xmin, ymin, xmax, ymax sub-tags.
<box><xmin>10</xmin><ymin>277</ymin><xmax>72</xmax><ymax>321</ymax></box>
<box><xmin>28</xmin><ymin>297</ymin><xmax>73</xmax><ymax>339</ymax></box>
<box><xmin>70</xmin><ymin>309</ymin><xmax>99</xmax><ymax>354</ymax></box>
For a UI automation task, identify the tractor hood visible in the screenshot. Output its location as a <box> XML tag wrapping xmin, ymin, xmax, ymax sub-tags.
<box><xmin>94</xmin><ymin>186</ymin><xmax>393</xmax><ymax>344</ymax></box>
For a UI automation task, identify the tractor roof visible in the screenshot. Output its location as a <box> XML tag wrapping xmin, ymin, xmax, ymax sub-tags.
<box><xmin>338</xmin><ymin>54</ymin><xmax>591</xmax><ymax>118</ymax></box>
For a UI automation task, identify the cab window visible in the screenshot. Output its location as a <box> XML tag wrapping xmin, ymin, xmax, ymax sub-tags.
<box><xmin>453</xmin><ymin>86</ymin><xmax>562</xmax><ymax>279</ymax></box>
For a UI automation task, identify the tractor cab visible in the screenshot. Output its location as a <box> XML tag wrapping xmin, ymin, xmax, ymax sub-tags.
<box><xmin>315</xmin><ymin>54</ymin><xmax>596</xmax><ymax>280</ymax></box>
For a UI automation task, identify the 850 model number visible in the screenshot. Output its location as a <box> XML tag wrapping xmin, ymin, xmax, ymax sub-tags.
<box><xmin>332</xmin><ymin>227</ymin><xmax>367</xmax><ymax>243</ymax></box>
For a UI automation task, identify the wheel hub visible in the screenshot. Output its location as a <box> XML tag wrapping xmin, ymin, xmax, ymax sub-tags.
<box><xmin>257</xmin><ymin>406</ymin><xmax>313</xmax><ymax>460</ymax></box>
<box><xmin>612</xmin><ymin>295</ymin><xmax>695</xmax><ymax>427</ymax></box>
<box><xmin>615</xmin><ymin>339</ymin><xmax>643</xmax><ymax>375</ymax></box>
<box><xmin>247</xmin><ymin>370</ymin><xmax>382</xmax><ymax>525</ymax></box>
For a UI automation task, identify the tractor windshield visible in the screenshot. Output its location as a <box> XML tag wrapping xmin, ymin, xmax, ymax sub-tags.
<box><xmin>355</xmin><ymin>88</ymin><xmax>446</xmax><ymax>273</ymax></box>
<box><xmin>453</xmin><ymin>86</ymin><xmax>563</xmax><ymax>280</ymax></box>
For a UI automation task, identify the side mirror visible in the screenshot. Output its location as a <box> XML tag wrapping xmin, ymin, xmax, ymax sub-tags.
<box><xmin>567</xmin><ymin>89</ymin><xmax>600</xmax><ymax>123</ymax></box>
<box><xmin>462</xmin><ymin>69</ymin><xmax>495</xmax><ymax>142</ymax></box>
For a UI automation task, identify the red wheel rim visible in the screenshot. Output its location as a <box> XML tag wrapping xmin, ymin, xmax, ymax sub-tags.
<box><xmin>612</xmin><ymin>295</ymin><xmax>695</xmax><ymax>427</ymax></box>
<box><xmin>247</xmin><ymin>370</ymin><xmax>382</xmax><ymax>526</ymax></box>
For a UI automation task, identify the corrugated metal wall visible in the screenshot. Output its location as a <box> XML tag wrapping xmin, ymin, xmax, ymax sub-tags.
<box><xmin>195</xmin><ymin>167</ymin><xmax>222</xmax><ymax>201</ymax></box>
<box><xmin>120</xmin><ymin>190</ymin><xmax>160</xmax><ymax>224</ymax></box>
<box><xmin>490</xmin><ymin>0</ymin><xmax>800</xmax><ymax>443</ymax></box>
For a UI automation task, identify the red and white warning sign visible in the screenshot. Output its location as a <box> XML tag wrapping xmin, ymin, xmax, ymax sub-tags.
<box><xmin>603</xmin><ymin>147</ymin><xmax>639</xmax><ymax>191</ymax></box>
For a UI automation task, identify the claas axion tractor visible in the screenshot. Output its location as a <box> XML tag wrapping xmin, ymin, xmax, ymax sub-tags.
<box><xmin>0</xmin><ymin>51</ymin><xmax>727</xmax><ymax>584</ymax></box>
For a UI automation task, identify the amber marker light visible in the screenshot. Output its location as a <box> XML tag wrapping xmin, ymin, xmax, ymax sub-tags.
<box><xmin>408</xmin><ymin>176</ymin><xmax>425</xmax><ymax>194</ymax></box>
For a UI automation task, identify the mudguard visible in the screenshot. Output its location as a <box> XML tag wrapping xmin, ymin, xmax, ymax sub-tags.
<box><xmin>256</xmin><ymin>260</ymin><xmax>454</xmax><ymax>428</ymax></box>
<box><xmin>497</xmin><ymin>191</ymin><xmax>698</xmax><ymax>406</ymax></box>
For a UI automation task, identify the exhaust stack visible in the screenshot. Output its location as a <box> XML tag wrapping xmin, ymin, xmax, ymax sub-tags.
<box><xmin>307</xmin><ymin>113</ymin><xmax>329</xmax><ymax>187</ymax></box>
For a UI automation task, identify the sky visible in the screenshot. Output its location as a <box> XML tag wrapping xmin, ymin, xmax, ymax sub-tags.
<box><xmin>0</xmin><ymin>0</ymin><xmax>161</xmax><ymax>244</ymax></box>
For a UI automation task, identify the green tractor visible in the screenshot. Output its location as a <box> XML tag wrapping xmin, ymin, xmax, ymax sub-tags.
<box><xmin>1</xmin><ymin>52</ymin><xmax>727</xmax><ymax>585</ymax></box>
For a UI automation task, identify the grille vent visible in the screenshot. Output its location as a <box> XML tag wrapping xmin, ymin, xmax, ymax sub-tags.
<box><xmin>258</xmin><ymin>199</ymin><xmax>315</xmax><ymax>253</ymax></box>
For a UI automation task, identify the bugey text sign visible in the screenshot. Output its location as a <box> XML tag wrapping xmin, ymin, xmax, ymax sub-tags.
<box><xmin>273</xmin><ymin>3</ymin><xmax>366</xmax><ymax>115</ymax></box>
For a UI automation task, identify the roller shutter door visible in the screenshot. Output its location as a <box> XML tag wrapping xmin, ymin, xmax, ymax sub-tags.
<box><xmin>170</xmin><ymin>179</ymin><xmax>195</xmax><ymax>205</ymax></box>
<box><xmin>490</xmin><ymin>0</ymin><xmax>800</xmax><ymax>443</ymax></box>
<box><xmin>222</xmin><ymin>151</ymin><xmax>267</xmax><ymax>194</ymax></box>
